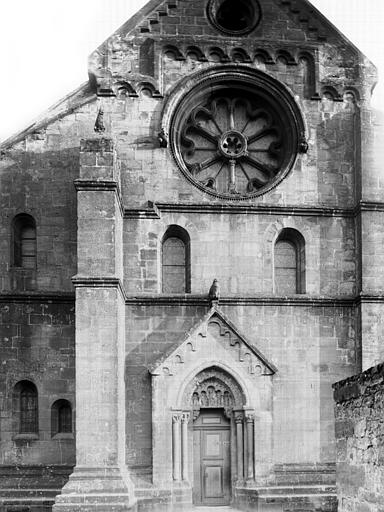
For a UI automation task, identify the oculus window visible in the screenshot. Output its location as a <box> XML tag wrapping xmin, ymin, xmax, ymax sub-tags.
<box><xmin>207</xmin><ymin>0</ymin><xmax>261</xmax><ymax>35</ymax></box>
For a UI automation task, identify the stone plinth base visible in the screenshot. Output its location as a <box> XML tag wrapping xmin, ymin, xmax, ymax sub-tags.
<box><xmin>234</xmin><ymin>485</ymin><xmax>337</xmax><ymax>512</ymax></box>
<box><xmin>134</xmin><ymin>483</ymin><xmax>192</xmax><ymax>512</ymax></box>
<box><xmin>53</xmin><ymin>466</ymin><xmax>136</xmax><ymax>512</ymax></box>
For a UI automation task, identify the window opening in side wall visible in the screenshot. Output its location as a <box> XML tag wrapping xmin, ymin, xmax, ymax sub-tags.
<box><xmin>162</xmin><ymin>225</ymin><xmax>191</xmax><ymax>293</ymax></box>
<box><xmin>274</xmin><ymin>228</ymin><xmax>305</xmax><ymax>294</ymax></box>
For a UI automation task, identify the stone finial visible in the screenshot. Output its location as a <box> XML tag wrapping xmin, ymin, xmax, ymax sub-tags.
<box><xmin>209</xmin><ymin>279</ymin><xmax>220</xmax><ymax>303</ymax></box>
<box><xmin>94</xmin><ymin>107</ymin><xmax>105</xmax><ymax>133</ymax></box>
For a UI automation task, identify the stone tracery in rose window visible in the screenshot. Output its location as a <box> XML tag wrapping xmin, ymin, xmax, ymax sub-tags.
<box><xmin>180</xmin><ymin>93</ymin><xmax>285</xmax><ymax>197</ymax></box>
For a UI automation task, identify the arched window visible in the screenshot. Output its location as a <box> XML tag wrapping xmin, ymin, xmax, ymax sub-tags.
<box><xmin>274</xmin><ymin>228</ymin><xmax>305</xmax><ymax>294</ymax></box>
<box><xmin>162</xmin><ymin>226</ymin><xmax>190</xmax><ymax>293</ymax></box>
<box><xmin>51</xmin><ymin>399</ymin><xmax>72</xmax><ymax>436</ymax></box>
<box><xmin>299</xmin><ymin>54</ymin><xmax>316</xmax><ymax>99</ymax></box>
<box><xmin>12</xmin><ymin>214</ymin><xmax>37</xmax><ymax>268</ymax></box>
<box><xmin>14</xmin><ymin>381</ymin><xmax>38</xmax><ymax>434</ymax></box>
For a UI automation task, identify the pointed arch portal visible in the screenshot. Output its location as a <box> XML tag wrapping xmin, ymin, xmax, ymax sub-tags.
<box><xmin>150</xmin><ymin>307</ymin><xmax>276</xmax><ymax>504</ymax></box>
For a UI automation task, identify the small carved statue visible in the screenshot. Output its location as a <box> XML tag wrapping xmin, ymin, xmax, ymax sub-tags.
<box><xmin>94</xmin><ymin>107</ymin><xmax>105</xmax><ymax>133</ymax></box>
<box><xmin>209</xmin><ymin>279</ymin><xmax>220</xmax><ymax>302</ymax></box>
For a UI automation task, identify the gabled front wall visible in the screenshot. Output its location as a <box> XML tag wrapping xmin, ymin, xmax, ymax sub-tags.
<box><xmin>0</xmin><ymin>0</ymin><xmax>381</xmax><ymax>511</ymax></box>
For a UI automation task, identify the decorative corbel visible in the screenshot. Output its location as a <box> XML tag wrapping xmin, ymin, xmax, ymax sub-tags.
<box><xmin>299</xmin><ymin>134</ymin><xmax>309</xmax><ymax>153</ymax></box>
<box><xmin>157</xmin><ymin>128</ymin><xmax>168</xmax><ymax>148</ymax></box>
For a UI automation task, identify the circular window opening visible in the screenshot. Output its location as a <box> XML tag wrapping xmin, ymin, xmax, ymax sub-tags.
<box><xmin>207</xmin><ymin>0</ymin><xmax>261</xmax><ymax>35</ymax></box>
<box><xmin>168</xmin><ymin>68</ymin><xmax>305</xmax><ymax>200</ymax></box>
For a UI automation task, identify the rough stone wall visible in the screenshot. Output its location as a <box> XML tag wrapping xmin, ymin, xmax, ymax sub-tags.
<box><xmin>333</xmin><ymin>363</ymin><xmax>384</xmax><ymax>512</ymax></box>
<box><xmin>0</xmin><ymin>300</ymin><xmax>75</xmax><ymax>465</ymax></box>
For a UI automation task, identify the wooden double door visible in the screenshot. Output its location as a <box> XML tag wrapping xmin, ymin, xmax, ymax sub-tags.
<box><xmin>193</xmin><ymin>409</ymin><xmax>231</xmax><ymax>506</ymax></box>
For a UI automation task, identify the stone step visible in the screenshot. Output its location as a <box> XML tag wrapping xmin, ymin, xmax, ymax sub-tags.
<box><xmin>1</xmin><ymin>489</ymin><xmax>59</xmax><ymax>499</ymax></box>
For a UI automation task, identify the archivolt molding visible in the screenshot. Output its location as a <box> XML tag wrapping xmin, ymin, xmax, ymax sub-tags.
<box><xmin>174</xmin><ymin>359</ymin><xmax>254</xmax><ymax>409</ymax></box>
<box><xmin>157</xmin><ymin>215</ymin><xmax>199</xmax><ymax>242</ymax></box>
<box><xmin>264</xmin><ymin>218</ymin><xmax>310</xmax><ymax>247</ymax></box>
<box><xmin>181</xmin><ymin>367</ymin><xmax>246</xmax><ymax>418</ymax></box>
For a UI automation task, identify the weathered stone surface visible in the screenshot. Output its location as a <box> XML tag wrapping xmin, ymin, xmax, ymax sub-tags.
<box><xmin>334</xmin><ymin>364</ymin><xmax>384</xmax><ymax>512</ymax></box>
<box><xmin>0</xmin><ymin>0</ymin><xmax>381</xmax><ymax>511</ymax></box>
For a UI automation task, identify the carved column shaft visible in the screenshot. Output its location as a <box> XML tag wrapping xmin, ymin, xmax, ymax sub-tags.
<box><xmin>245</xmin><ymin>413</ymin><xmax>254</xmax><ymax>481</ymax></box>
<box><xmin>235</xmin><ymin>413</ymin><xmax>244</xmax><ymax>481</ymax></box>
<box><xmin>181</xmin><ymin>413</ymin><xmax>190</xmax><ymax>481</ymax></box>
<box><xmin>172</xmin><ymin>413</ymin><xmax>182</xmax><ymax>481</ymax></box>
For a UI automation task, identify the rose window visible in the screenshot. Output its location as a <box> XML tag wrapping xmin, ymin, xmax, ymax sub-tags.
<box><xmin>168</xmin><ymin>70</ymin><xmax>305</xmax><ymax>199</ymax></box>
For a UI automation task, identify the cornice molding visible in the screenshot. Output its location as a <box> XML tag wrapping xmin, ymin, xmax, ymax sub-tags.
<box><xmin>74</xmin><ymin>179</ymin><xmax>124</xmax><ymax>217</ymax></box>
<box><xmin>123</xmin><ymin>201</ymin><xmax>384</xmax><ymax>219</ymax></box>
<box><xmin>124</xmin><ymin>204</ymin><xmax>160</xmax><ymax>219</ymax></box>
<box><xmin>0</xmin><ymin>292</ymin><xmax>75</xmax><ymax>304</ymax></box>
<box><xmin>72</xmin><ymin>275</ymin><xmax>125</xmax><ymax>301</ymax></box>
<box><xmin>126</xmin><ymin>294</ymin><xmax>208</xmax><ymax>306</ymax></box>
<box><xmin>359</xmin><ymin>201</ymin><xmax>384</xmax><ymax>213</ymax></box>
<box><xmin>125</xmin><ymin>294</ymin><xmax>357</xmax><ymax>307</ymax></box>
<box><xmin>1</xmin><ymin>291</ymin><xmax>383</xmax><ymax>307</ymax></box>
<box><xmin>152</xmin><ymin>202</ymin><xmax>354</xmax><ymax>217</ymax></box>
<box><xmin>358</xmin><ymin>294</ymin><xmax>384</xmax><ymax>304</ymax></box>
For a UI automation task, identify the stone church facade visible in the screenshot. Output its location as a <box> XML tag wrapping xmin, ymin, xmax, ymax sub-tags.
<box><xmin>0</xmin><ymin>0</ymin><xmax>382</xmax><ymax>511</ymax></box>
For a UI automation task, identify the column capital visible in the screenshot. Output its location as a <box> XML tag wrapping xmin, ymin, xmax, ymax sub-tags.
<box><xmin>234</xmin><ymin>411</ymin><xmax>244</xmax><ymax>423</ymax></box>
<box><xmin>245</xmin><ymin>412</ymin><xmax>255</xmax><ymax>423</ymax></box>
<box><xmin>181</xmin><ymin>412</ymin><xmax>191</xmax><ymax>423</ymax></box>
<box><xmin>172</xmin><ymin>411</ymin><xmax>183</xmax><ymax>423</ymax></box>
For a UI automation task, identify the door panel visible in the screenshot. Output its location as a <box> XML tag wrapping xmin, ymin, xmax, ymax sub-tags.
<box><xmin>205</xmin><ymin>432</ymin><xmax>222</xmax><ymax>457</ymax></box>
<box><xmin>204</xmin><ymin>465</ymin><xmax>223</xmax><ymax>498</ymax></box>
<box><xmin>193</xmin><ymin>410</ymin><xmax>231</xmax><ymax>506</ymax></box>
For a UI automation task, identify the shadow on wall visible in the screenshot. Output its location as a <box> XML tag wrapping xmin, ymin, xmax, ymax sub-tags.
<box><xmin>0</xmin><ymin>147</ymin><xmax>79</xmax><ymax>292</ymax></box>
<box><xmin>124</xmin><ymin>304</ymin><xmax>207</xmax><ymax>482</ymax></box>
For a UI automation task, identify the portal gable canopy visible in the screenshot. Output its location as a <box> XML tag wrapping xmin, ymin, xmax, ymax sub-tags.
<box><xmin>149</xmin><ymin>306</ymin><xmax>277</xmax><ymax>381</ymax></box>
